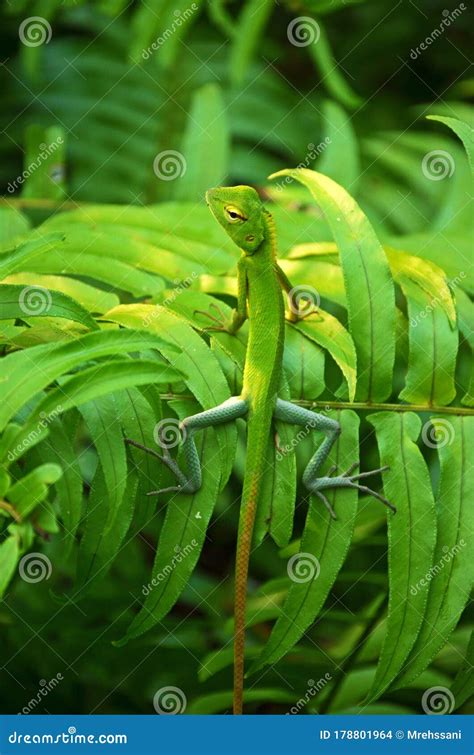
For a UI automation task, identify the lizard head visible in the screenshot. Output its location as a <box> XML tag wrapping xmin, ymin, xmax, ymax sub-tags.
<box><xmin>206</xmin><ymin>185</ymin><xmax>266</xmax><ymax>255</ymax></box>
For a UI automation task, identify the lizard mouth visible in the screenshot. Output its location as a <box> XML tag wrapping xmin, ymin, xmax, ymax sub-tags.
<box><xmin>205</xmin><ymin>188</ymin><xmax>217</xmax><ymax>205</ymax></box>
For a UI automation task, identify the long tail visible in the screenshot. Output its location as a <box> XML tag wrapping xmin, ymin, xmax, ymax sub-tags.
<box><xmin>233</xmin><ymin>410</ymin><xmax>271</xmax><ymax>714</ymax></box>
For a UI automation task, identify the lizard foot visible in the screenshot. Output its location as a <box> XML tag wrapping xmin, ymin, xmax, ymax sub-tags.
<box><xmin>146</xmin><ymin>480</ymin><xmax>198</xmax><ymax>497</ymax></box>
<box><xmin>194</xmin><ymin>302</ymin><xmax>229</xmax><ymax>332</ymax></box>
<box><xmin>125</xmin><ymin>435</ymin><xmax>190</xmax><ymax>495</ymax></box>
<box><xmin>274</xmin><ymin>430</ymin><xmax>284</xmax><ymax>454</ymax></box>
<box><xmin>285</xmin><ymin>301</ymin><xmax>323</xmax><ymax>324</ymax></box>
<box><xmin>308</xmin><ymin>464</ymin><xmax>395</xmax><ymax>520</ymax></box>
<box><xmin>298</xmin><ymin>306</ymin><xmax>323</xmax><ymax>321</ymax></box>
<box><xmin>285</xmin><ymin>311</ymin><xmax>323</xmax><ymax>325</ymax></box>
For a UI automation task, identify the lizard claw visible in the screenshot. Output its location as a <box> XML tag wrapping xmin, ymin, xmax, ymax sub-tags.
<box><xmin>274</xmin><ymin>431</ymin><xmax>284</xmax><ymax>454</ymax></box>
<box><xmin>298</xmin><ymin>305</ymin><xmax>323</xmax><ymax>321</ymax></box>
<box><xmin>125</xmin><ymin>436</ymin><xmax>189</xmax><ymax>489</ymax></box>
<box><xmin>146</xmin><ymin>485</ymin><xmax>182</xmax><ymax>497</ymax></box>
<box><xmin>308</xmin><ymin>464</ymin><xmax>395</xmax><ymax>517</ymax></box>
<box><xmin>315</xmin><ymin>490</ymin><xmax>337</xmax><ymax>520</ymax></box>
<box><xmin>285</xmin><ymin>305</ymin><xmax>323</xmax><ymax>324</ymax></box>
<box><xmin>194</xmin><ymin>303</ymin><xmax>229</xmax><ymax>332</ymax></box>
<box><xmin>147</xmin><ymin>478</ymin><xmax>198</xmax><ymax>496</ymax></box>
<box><xmin>341</xmin><ymin>462</ymin><xmax>359</xmax><ymax>477</ymax></box>
<box><xmin>347</xmin><ymin>464</ymin><xmax>390</xmax><ymax>481</ymax></box>
<box><xmin>125</xmin><ymin>437</ymin><xmax>165</xmax><ymax>462</ymax></box>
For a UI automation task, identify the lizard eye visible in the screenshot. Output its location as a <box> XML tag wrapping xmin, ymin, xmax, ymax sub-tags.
<box><xmin>225</xmin><ymin>205</ymin><xmax>246</xmax><ymax>223</ymax></box>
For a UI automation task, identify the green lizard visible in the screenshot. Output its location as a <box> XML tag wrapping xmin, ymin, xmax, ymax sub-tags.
<box><xmin>129</xmin><ymin>185</ymin><xmax>394</xmax><ymax>714</ymax></box>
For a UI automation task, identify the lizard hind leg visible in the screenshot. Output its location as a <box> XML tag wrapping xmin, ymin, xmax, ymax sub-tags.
<box><xmin>127</xmin><ymin>397</ymin><xmax>248</xmax><ymax>497</ymax></box>
<box><xmin>273</xmin><ymin>399</ymin><xmax>394</xmax><ymax>518</ymax></box>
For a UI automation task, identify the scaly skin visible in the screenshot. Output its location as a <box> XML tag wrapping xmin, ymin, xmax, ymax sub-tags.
<box><xmin>128</xmin><ymin>185</ymin><xmax>394</xmax><ymax>715</ymax></box>
<box><xmin>205</xmin><ymin>188</ymin><xmax>286</xmax><ymax>714</ymax></box>
<box><xmin>229</xmin><ymin>209</ymin><xmax>284</xmax><ymax>715</ymax></box>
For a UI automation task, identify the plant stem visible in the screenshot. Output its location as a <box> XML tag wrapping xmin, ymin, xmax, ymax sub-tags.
<box><xmin>298</xmin><ymin>400</ymin><xmax>474</xmax><ymax>416</ymax></box>
<box><xmin>157</xmin><ymin>394</ymin><xmax>474</xmax><ymax>416</ymax></box>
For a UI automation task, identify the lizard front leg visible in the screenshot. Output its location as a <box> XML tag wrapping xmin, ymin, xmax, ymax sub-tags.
<box><xmin>275</xmin><ymin>263</ymin><xmax>320</xmax><ymax>323</ymax></box>
<box><xmin>195</xmin><ymin>257</ymin><xmax>248</xmax><ymax>334</ymax></box>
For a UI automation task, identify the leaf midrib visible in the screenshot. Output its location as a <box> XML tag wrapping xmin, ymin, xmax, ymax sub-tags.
<box><xmin>373</xmin><ymin>414</ymin><xmax>413</xmax><ymax>692</ymax></box>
